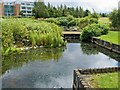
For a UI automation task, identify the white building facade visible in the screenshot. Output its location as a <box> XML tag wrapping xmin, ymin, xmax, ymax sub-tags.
<box><xmin>20</xmin><ymin>2</ymin><xmax>34</xmax><ymax>17</ymax></box>
<box><xmin>1</xmin><ymin>0</ymin><xmax>35</xmax><ymax>17</ymax></box>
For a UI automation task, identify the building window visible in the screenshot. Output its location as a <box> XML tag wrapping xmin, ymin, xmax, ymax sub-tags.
<box><xmin>27</xmin><ymin>7</ymin><xmax>31</xmax><ymax>10</ymax></box>
<box><xmin>4</xmin><ymin>5</ymin><xmax>14</xmax><ymax>16</ymax></box>
<box><xmin>26</xmin><ymin>3</ymin><xmax>30</xmax><ymax>5</ymax></box>
<box><xmin>31</xmin><ymin>3</ymin><xmax>34</xmax><ymax>6</ymax></box>
<box><xmin>22</xmin><ymin>7</ymin><xmax>26</xmax><ymax>9</ymax></box>
<box><xmin>27</xmin><ymin>11</ymin><xmax>31</xmax><ymax>13</ymax></box>
<box><xmin>21</xmin><ymin>3</ymin><xmax>25</xmax><ymax>5</ymax></box>
<box><xmin>22</xmin><ymin>11</ymin><xmax>26</xmax><ymax>13</ymax></box>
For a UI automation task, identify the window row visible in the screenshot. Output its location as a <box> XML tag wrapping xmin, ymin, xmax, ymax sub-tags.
<box><xmin>22</xmin><ymin>11</ymin><xmax>32</xmax><ymax>13</ymax></box>
<box><xmin>21</xmin><ymin>7</ymin><xmax>32</xmax><ymax>10</ymax></box>
<box><xmin>21</xmin><ymin>3</ymin><xmax>34</xmax><ymax>6</ymax></box>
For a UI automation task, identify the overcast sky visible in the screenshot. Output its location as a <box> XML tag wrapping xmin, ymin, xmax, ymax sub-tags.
<box><xmin>2</xmin><ymin>0</ymin><xmax>120</xmax><ymax>13</ymax></box>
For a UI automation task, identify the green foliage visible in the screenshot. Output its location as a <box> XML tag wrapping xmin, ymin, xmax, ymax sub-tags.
<box><xmin>84</xmin><ymin>9</ymin><xmax>91</xmax><ymax>17</ymax></box>
<box><xmin>44</xmin><ymin>18</ymin><xmax>60</xmax><ymax>25</ymax></box>
<box><xmin>80</xmin><ymin>43</ymin><xmax>99</xmax><ymax>55</ymax></box>
<box><xmin>78</xmin><ymin>16</ymin><xmax>98</xmax><ymax>29</ymax></box>
<box><xmin>109</xmin><ymin>9</ymin><xmax>120</xmax><ymax>28</ymax></box>
<box><xmin>45</xmin><ymin>16</ymin><xmax>98</xmax><ymax>29</ymax></box>
<box><xmin>80</xmin><ymin>23</ymin><xmax>109</xmax><ymax>42</ymax></box>
<box><xmin>27</xmin><ymin>22</ymin><xmax>65</xmax><ymax>48</ymax></box>
<box><xmin>2</xmin><ymin>20</ymin><xmax>14</xmax><ymax>52</ymax></box>
<box><xmin>57</xmin><ymin>17</ymin><xmax>68</xmax><ymax>26</ymax></box>
<box><xmin>2</xmin><ymin>18</ymin><xmax>66</xmax><ymax>55</ymax></box>
<box><xmin>2</xmin><ymin>47</ymin><xmax>65</xmax><ymax>74</ymax></box>
<box><xmin>33</xmin><ymin>2</ymin><xmax>93</xmax><ymax>18</ymax></box>
<box><xmin>100</xmin><ymin>13</ymin><xmax>108</xmax><ymax>17</ymax></box>
<box><xmin>33</xmin><ymin>2</ymin><xmax>49</xmax><ymax>18</ymax></box>
<box><xmin>45</xmin><ymin>15</ymin><xmax>78</xmax><ymax>27</ymax></box>
<box><xmin>90</xmin><ymin>9</ymin><xmax>100</xmax><ymax>19</ymax></box>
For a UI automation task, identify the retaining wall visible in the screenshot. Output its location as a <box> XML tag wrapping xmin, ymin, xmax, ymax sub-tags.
<box><xmin>73</xmin><ymin>67</ymin><xmax>120</xmax><ymax>89</ymax></box>
<box><xmin>92</xmin><ymin>37</ymin><xmax>120</xmax><ymax>54</ymax></box>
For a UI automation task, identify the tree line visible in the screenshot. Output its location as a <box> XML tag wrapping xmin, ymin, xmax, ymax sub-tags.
<box><xmin>32</xmin><ymin>2</ymin><xmax>102</xmax><ymax>18</ymax></box>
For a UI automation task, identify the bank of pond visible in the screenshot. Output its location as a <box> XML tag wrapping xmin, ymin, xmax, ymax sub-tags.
<box><xmin>1</xmin><ymin>17</ymin><xmax>110</xmax><ymax>55</ymax></box>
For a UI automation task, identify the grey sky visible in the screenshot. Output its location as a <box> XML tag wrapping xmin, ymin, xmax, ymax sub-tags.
<box><xmin>2</xmin><ymin>0</ymin><xmax>120</xmax><ymax>13</ymax></box>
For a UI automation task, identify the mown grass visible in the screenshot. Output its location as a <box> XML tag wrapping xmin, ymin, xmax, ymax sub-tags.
<box><xmin>90</xmin><ymin>72</ymin><xmax>119</xmax><ymax>88</ymax></box>
<box><xmin>98</xmin><ymin>31</ymin><xmax>119</xmax><ymax>45</ymax></box>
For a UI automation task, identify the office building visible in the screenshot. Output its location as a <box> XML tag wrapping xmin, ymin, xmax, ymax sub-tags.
<box><xmin>0</xmin><ymin>0</ymin><xmax>35</xmax><ymax>17</ymax></box>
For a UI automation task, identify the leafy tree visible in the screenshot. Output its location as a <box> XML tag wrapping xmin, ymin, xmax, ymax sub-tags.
<box><xmin>84</xmin><ymin>9</ymin><xmax>91</xmax><ymax>17</ymax></box>
<box><xmin>19</xmin><ymin>11</ymin><xmax>24</xmax><ymax>16</ymax></box>
<box><xmin>109</xmin><ymin>9</ymin><xmax>120</xmax><ymax>28</ymax></box>
<box><xmin>90</xmin><ymin>9</ymin><xmax>99</xmax><ymax>19</ymax></box>
<box><xmin>33</xmin><ymin>2</ymin><xmax>49</xmax><ymax>18</ymax></box>
<box><xmin>79</xmin><ymin>7</ymin><xmax>84</xmax><ymax>18</ymax></box>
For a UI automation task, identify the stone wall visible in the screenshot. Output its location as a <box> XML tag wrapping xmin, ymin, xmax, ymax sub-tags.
<box><xmin>92</xmin><ymin>37</ymin><xmax>120</xmax><ymax>54</ymax></box>
<box><xmin>73</xmin><ymin>67</ymin><xmax>120</xmax><ymax>89</ymax></box>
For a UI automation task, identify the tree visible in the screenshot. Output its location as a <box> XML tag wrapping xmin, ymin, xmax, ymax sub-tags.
<box><xmin>19</xmin><ymin>11</ymin><xmax>24</xmax><ymax>16</ymax></box>
<box><xmin>109</xmin><ymin>9</ymin><xmax>120</xmax><ymax>28</ymax></box>
<box><xmin>90</xmin><ymin>9</ymin><xmax>99</xmax><ymax>19</ymax></box>
<box><xmin>32</xmin><ymin>2</ymin><xmax>49</xmax><ymax>18</ymax></box>
<box><xmin>84</xmin><ymin>9</ymin><xmax>91</xmax><ymax>17</ymax></box>
<box><xmin>79</xmin><ymin>7</ymin><xmax>84</xmax><ymax>18</ymax></box>
<box><xmin>74</xmin><ymin>6</ymin><xmax>79</xmax><ymax>18</ymax></box>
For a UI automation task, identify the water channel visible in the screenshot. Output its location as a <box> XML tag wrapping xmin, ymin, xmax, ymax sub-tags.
<box><xmin>1</xmin><ymin>41</ymin><xmax>120</xmax><ymax>88</ymax></box>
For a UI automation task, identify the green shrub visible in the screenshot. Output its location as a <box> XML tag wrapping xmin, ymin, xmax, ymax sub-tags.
<box><xmin>45</xmin><ymin>18</ymin><xmax>60</xmax><ymax>25</ymax></box>
<box><xmin>26</xmin><ymin>21</ymin><xmax>65</xmax><ymax>48</ymax></box>
<box><xmin>45</xmin><ymin>16</ymin><xmax>79</xmax><ymax>27</ymax></box>
<box><xmin>78</xmin><ymin>17</ymin><xmax>98</xmax><ymax>29</ymax></box>
<box><xmin>57</xmin><ymin>17</ymin><xmax>68</xmax><ymax>26</ymax></box>
<box><xmin>67</xmin><ymin>20</ymin><xmax>77</xmax><ymax>27</ymax></box>
<box><xmin>2</xmin><ymin>18</ymin><xmax>66</xmax><ymax>55</ymax></box>
<box><xmin>80</xmin><ymin>23</ymin><xmax>109</xmax><ymax>42</ymax></box>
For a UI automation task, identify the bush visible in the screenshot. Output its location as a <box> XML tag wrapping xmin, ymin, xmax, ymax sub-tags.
<box><xmin>2</xmin><ymin>18</ymin><xmax>66</xmax><ymax>55</ymax></box>
<box><xmin>45</xmin><ymin>16</ymin><xmax>79</xmax><ymax>28</ymax></box>
<box><xmin>45</xmin><ymin>18</ymin><xmax>60</xmax><ymax>25</ymax></box>
<box><xmin>24</xmin><ymin>21</ymin><xmax>65</xmax><ymax>48</ymax></box>
<box><xmin>78</xmin><ymin>17</ymin><xmax>98</xmax><ymax>29</ymax></box>
<box><xmin>80</xmin><ymin>23</ymin><xmax>109</xmax><ymax>42</ymax></box>
<box><xmin>57</xmin><ymin>17</ymin><xmax>68</xmax><ymax>26</ymax></box>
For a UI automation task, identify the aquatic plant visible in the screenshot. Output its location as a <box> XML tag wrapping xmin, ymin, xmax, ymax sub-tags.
<box><xmin>2</xmin><ymin>18</ymin><xmax>66</xmax><ymax>55</ymax></box>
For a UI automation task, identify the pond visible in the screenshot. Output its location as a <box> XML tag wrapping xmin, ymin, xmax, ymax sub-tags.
<box><xmin>1</xmin><ymin>42</ymin><xmax>120</xmax><ymax>88</ymax></box>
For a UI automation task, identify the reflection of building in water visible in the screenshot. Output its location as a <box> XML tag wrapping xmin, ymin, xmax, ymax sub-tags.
<box><xmin>0</xmin><ymin>0</ymin><xmax>42</xmax><ymax>17</ymax></box>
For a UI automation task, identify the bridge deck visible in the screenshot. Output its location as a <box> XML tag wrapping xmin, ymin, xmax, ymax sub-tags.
<box><xmin>62</xmin><ymin>31</ymin><xmax>81</xmax><ymax>35</ymax></box>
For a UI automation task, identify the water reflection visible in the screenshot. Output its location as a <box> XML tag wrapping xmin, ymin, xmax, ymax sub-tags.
<box><xmin>94</xmin><ymin>45</ymin><xmax>120</xmax><ymax>61</ymax></box>
<box><xmin>80</xmin><ymin>42</ymin><xmax>120</xmax><ymax>61</ymax></box>
<box><xmin>80</xmin><ymin>43</ymin><xmax>99</xmax><ymax>55</ymax></box>
<box><xmin>2</xmin><ymin>47</ymin><xmax>66</xmax><ymax>74</ymax></box>
<box><xmin>1</xmin><ymin>43</ymin><xmax>120</xmax><ymax>88</ymax></box>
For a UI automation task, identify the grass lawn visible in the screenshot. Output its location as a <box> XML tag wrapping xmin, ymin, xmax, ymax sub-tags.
<box><xmin>99</xmin><ymin>17</ymin><xmax>111</xmax><ymax>24</ymax></box>
<box><xmin>89</xmin><ymin>72</ymin><xmax>119</xmax><ymax>88</ymax></box>
<box><xmin>98</xmin><ymin>31</ymin><xmax>119</xmax><ymax>45</ymax></box>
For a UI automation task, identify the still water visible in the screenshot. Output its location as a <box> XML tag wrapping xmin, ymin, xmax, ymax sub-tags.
<box><xmin>1</xmin><ymin>42</ymin><xmax>120</xmax><ymax>88</ymax></box>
